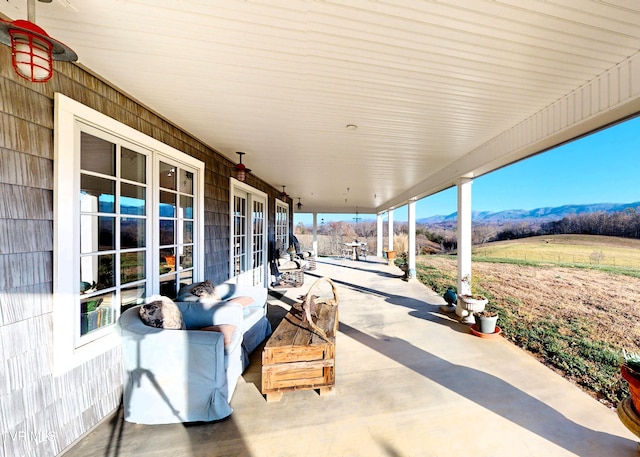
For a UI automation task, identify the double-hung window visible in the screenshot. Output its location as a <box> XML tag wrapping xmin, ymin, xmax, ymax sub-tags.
<box><xmin>53</xmin><ymin>94</ymin><xmax>204</xmax><ymax>373</ymax></box>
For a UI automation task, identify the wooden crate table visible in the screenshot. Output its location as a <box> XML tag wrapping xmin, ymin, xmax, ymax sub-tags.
<box><xmin>262</xmin><ymin>278</ymin><xmax>338</xmax><ymax>402</ymax></box>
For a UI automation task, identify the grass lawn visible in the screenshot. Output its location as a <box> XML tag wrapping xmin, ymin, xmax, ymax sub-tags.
<box><xmin>473</xmin><ymin>234</ymin><xmax>640</xmax><ymax>272</ymax></box>
<box><xmin>413</xmin><ymin>234</ymin><xmax>640</xmax><ymax>408</ymax></box>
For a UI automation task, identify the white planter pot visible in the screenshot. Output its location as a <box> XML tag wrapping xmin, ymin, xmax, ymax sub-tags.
<box><xmin>457</xmin><ymin>295</ymin><xmax>488</xmax><ymax>323</ymax></box>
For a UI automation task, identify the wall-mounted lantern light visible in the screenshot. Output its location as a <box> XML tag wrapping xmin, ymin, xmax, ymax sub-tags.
<box><xmin>0</xmin><ymin>0</ymin><xmax>77</xmax><ymax>83</ymax></box>
<box><xmin>296</xmin><ymin>198</ymin><xmax>303</xmax><ymax>210</ymax></box>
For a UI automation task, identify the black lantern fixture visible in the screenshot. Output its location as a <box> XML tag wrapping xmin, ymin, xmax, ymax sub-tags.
<box><xmin>234</xmin><ymin>151</ymin><xmax>251</xmax><ymax>182</ymax></box>
<box><xmin>296</xmin><ymin>198</ymin><xmax>303</xmax><ymax>210</ymax></box>
<box><xmin>280</xmin><ymin>186</ymin><xmax>288</xmax><ymax>199</ymax></box>
<box><xmin>0</xmin><ymin>0</ymin><xmax>77</xmax><ymax>83</ymax></box>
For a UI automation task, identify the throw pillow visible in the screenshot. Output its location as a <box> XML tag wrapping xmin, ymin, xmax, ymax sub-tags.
<box><xmin>200</xmin><ymin>324</ymin><xmax>237</xmax><ymax>345</ymax></box>
<box><xmin>190</xmin><ymin>280</ymin><xmax>219</xmax><ymax>300</ymax></box>
<box><xmin>139</xmin><ymin>296</ymin><xmax>185</xmax><ymax>330</ymax></box>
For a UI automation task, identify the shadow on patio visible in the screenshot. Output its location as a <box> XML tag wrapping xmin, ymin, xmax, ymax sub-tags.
<box><xmin>63</xmin><ymin>257</ymin><xmax>637</xmax><ymax>457</ymax></box>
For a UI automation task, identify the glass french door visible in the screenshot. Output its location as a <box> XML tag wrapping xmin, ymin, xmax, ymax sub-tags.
<box><xmin>77</xmin><ymin>130</ymin><xmax>200</xmax><ymax>346</ymax></box>
<box><xmin>157</xmin><ymin>159</ymin><xmax>196</xmax><ymax>297</ymax></box>
<box><xmin>232</xmin><ymin>185</ymin><xmax>267</xmax><ymax>286</ymax></box>
<box><xmin>251</xmin><ymin>198</ymin><xmax>266</xmax><ymax>285</ymax></box>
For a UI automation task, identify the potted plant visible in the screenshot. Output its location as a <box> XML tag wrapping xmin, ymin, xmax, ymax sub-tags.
<box><xmin>621</xmin><ymin>349</ymin><xmax>640</xmax><ymax>413</ymax></box>
<box><xmin>397</xmin><ymin>252</ymin><xmax>409</xmax><ymax>278</ymax></box>
<box><xmin>458</xmin><ymin>274</ymin><xmax>488</xmax><ymax>311</ymax></box>
<box><xmin>385</xmin><ymin>249</ymin><xmax>396</xmax><ymax>266</ymax></box>
<box><xmin>459</xmin><ymin>294</ymin><xmax>488</xmax><ymax>308</ymax></box>
<box><xmin>473</xmin><ymin>310</ymin><xmax>498</xmax><ymax>334</ymax></box>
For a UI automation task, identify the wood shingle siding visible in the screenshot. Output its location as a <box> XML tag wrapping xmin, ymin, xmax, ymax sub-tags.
<box><xmin>0</xmin><ymin>149</ymin><xmax>52</xmax><ymax>189</ymax></box>
<box><xmin>0</xmin><ymin>220</ymin><xmax>52</xmax><ymax>254</ymax></box>
<box><xmin>0</xmin><ymin>184</ymin><xmax>53</xmax><ymax>219</ymax></box>
<box><xmin>0</xmin><ymin>44</ymin><xmax>288</xmax><ymax>457</ymax></box>
<box><xmin>0</xmin><ymin>282</ymin><xmax>51</xmax><ymax>325</ymax></box>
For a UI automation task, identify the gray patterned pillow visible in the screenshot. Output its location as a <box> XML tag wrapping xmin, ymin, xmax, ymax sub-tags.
<box><xmin>139</xmin><ymin>296</ymin><xmax>185</xmax><ymax>330</ymax></box>
<box><xmin>190</xmin><ymin>280</ymin><xmax>219</xmax><ymax>300</ymax></box>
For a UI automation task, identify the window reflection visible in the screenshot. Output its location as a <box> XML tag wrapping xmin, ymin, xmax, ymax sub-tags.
<box><xmin>180</xmin><ymin>195</ymin><xmax>193</xmax><ymax>219</ymax></box>
<box><xmin>121</xmin><ymin>183</ymin><xmax>146</xmax><ymax>215</ymax></box>
<box><xmin>121</xmin><ymin>285</ymin><xmax>146</xmax><ymax>312</ymax></box>
<box><xmin>80</xmin><ymin>254</ymin><xmax>114</xmax><ymax>291</ymax></box>
<box><xmin>121</xmin><ymin>251</ymin><xmax>146</xmax><ymax>284</ymax></box>
<box><xmin>80</xmin><ymin>216</ymin><xmax>115</xmax><ymax>253</ymax></box>
<box><xmin>182</xmin><ymin>221</ymin><xmax>193</xmax><ymax>243</ymax></box>
<box><xmin>81</xmin><ymin>175</ymin><xmax>115</xmax><ymax>213</ymax></box>
<box><xmin>121</xmin><ymin>148</ymin><xmax>146</xmax><ymax>184</ymax></box>
<box><xmin>81</xmin><ymin>132</ymin><xmax>115</xmax><ymax>176</ymax></box>
<box><xmin>80</xmin><ymin>291</ymin><xmax>115</xmax><ymax>336</ymax></box>
<box><xmin>179</xmin><ymin>270</ymin><xmax>193</xmax><ymax>290</ymax></box>
<box><xmin>160</xmin><ymin>191</ymin><xmax>176</xmax><ymax>217</ymax></box>
<box><xmin>121</xmin><ymin>218</ymin><xmax>146</xmax><ymax>249</ymax></box>
<box><xmin>159</xmin><ymin>276</ymin><xmax>177</xmax><ymax>299</ymax></box>
<box><xmin>159</xmin><ymin>162</ymin><xmax>176</xmax><ymax>190</ymax></box>
<box><xmin>160</xmin><ymin>248</ymin><xmax>176</xmax><ymax>273</ymax></box>
<box><xmin>182</xmin><ymin>245</ymin><xmax>193</xmax><ymax>269</ymax></box>
<box><xmin>179</xmin><ymin>169</ymin><xmax>193</xmax><ymax>194</ymax></box>
<box><xmin>120</xmin><ymin>284</ymin><xmax>147</xmax><ymax>312</ymax></box>
<box><xmin>160</xmin><ymin>220</ymin><xmax>175</xmax><ymax>246</ymax></box>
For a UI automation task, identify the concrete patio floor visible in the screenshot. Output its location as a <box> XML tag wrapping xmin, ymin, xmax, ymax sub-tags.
<box><xmin>63</xmin><ymin>256</ymin><xmax>638</xmax><ymax>457</ymax></box>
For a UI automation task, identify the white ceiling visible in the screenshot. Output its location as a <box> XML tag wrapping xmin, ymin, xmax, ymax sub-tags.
<box><xmin>2</xmin><ymin>0</ymin><xmax>640</xmax><ymax>215</ymax></box>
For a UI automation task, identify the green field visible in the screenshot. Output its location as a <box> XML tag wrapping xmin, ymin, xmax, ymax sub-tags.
<box><xmin>473</xmin><ymin>234</ymin><xmax>640</xmax><ymax>270</ymax></box>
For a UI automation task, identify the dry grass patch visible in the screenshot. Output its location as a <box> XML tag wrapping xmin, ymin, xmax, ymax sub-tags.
<box><xmin>415</xmin><ymin>254</ymin><xmax>640</xmax><ymax>407</ymax></box>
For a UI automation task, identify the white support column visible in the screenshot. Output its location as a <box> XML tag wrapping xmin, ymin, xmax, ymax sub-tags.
<box><xmin>387</xmin><ymin>210</ymin><xmax>394</xmax><ymax>251</ymax></box>
<box><xmin>376</xmin><ymin>213</ymin><xmax>383</xmax><ymax>257</ymax></box>
<box><xmin>312</xmin><ymin>212</ymin><xmax>318</xmax><ymax>258</ymax></box>
<box><xmin>407</xmin><ymin>200</ymin><xmax>417</xmax><ymax>280</ymax></box>
<box><xmin>456</xmin><ymin>178</ymin><xmax>473</xmax><ymax>320</ymax></box>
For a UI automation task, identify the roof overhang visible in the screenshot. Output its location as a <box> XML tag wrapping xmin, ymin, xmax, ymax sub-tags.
<box><xmin>2</xmin><ymin>0</ymin><xmax>639</xmax><ymax>214</ymax></box>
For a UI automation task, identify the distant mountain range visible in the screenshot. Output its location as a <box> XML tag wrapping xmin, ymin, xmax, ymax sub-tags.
<box><xmin>417</xmin><ymin>201</ymin><xmax>640</xmax><ymax>225</ymax></box>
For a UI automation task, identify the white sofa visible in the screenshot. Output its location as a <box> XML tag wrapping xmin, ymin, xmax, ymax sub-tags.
<box><xmin>117</xmin><ymin>280</ymin><xmax>271</xmax><ymax>424</ymax></box>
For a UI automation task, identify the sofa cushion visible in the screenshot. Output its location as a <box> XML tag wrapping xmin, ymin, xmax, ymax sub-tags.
<box><xmin>178</xmin><ymin>301</ymin><xmax>243</xmax><ymax>329</ymax></box>
<box><xmin>216</xmin><ymin>281</ymin><xmax>267</xmax><ymax>308</ymax></box>
<box><xmin>200</xmin><ymin>324</ymin><xmax>237</xmax><ymax>345</ymax></box>
<box><xmin>139</xmin><ymin>296</ymin><xmax>185</xmax><ymax>330</ymax></box>
<box><xmin>228</xmin><ymin>295</ymin><xmax>254</xmax><ymax>307</ymax></box>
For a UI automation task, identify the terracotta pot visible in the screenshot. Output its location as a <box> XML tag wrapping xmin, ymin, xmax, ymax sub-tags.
<box><xmin>386</xmin><ymin>250</ymin><xmax>396</xmax><ymax>260</ymax></box>
<box><xmin>621</xmin><ymin>365</ymin><xmax>640</xmax><ymax>414</ymax></box>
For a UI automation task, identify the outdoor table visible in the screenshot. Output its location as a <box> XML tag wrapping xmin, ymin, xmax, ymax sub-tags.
<box><xmin>343</xmin><ymin>242</ymin><xmax>361</xmax><ymax>260</ymax></box>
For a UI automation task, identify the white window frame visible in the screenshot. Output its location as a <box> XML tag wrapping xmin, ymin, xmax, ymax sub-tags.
<box><xmin>229</xmin><ymin>178</ymin><xmax>268</xmax><ymax>286</ymax></box>
<box><xmin>275</xmin><ymin>199</ymin><xmax>289</xmax><ymax>252</ymax></box>
<box><xmin>53</xmin><ymin>93</ymin><xmax>204</xmax><ymax>375</ymax></box>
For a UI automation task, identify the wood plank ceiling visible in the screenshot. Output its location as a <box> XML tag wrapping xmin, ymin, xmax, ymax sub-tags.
<box><xmin>2</xmin><ymin>0</ymin><xmax>640</xmax><ymax>214</ymax></box>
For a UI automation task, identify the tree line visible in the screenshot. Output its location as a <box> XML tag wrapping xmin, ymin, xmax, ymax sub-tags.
<box><xmin>297</xmin><ymin>207</ymin><xmax>640</xmax><ymax>255</ymax></box>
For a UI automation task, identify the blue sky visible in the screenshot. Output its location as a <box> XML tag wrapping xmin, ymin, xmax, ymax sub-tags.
<box><xmin>295</xmin><ymin>116</ymin><xmax>640</xmax><ymax>225</ymax></box>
